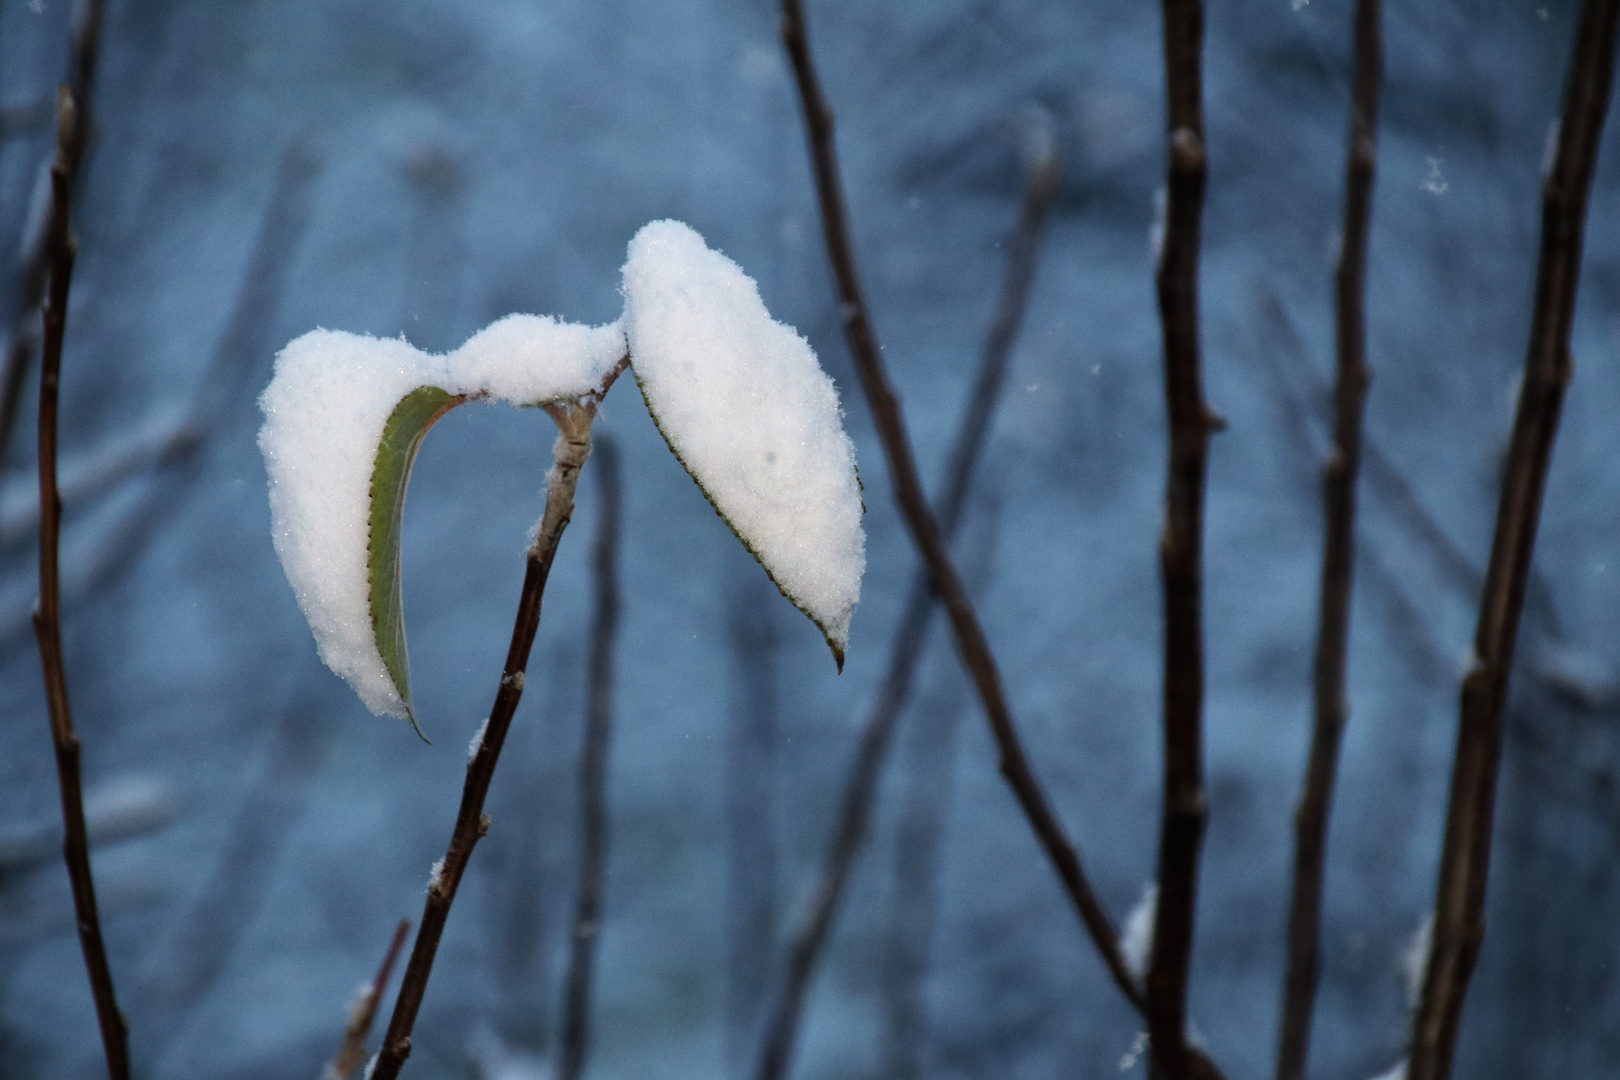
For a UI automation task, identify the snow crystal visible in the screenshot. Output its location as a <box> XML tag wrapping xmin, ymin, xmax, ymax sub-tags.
<box><xmin>1367</xmin><ymin>1060</ymin><xmax>1406</xmax><ymax>1080</ymax></box>
<box><xmin>259</xmin><ymin>318</ymin><xmax>625</xmax><ymax>718</ymax></box>
<box><xmin>621</xmin><ymin>220</ymin><xmax>865</xmax><ymax>653</ymax></box>
<box><xmin>428</xmin><ymin>857</ymin><xmax>446</xmax><ymax>892</ymax></box>
<box><xmin>1401</xmin><ymin>912</ymin><xmax>1433</xmax><ymax>1009</ymax></box>
<box><xmin>1121</xmin><ymin>882</ymin><xmax>1157</xmax><ymax>980</ymax></box>
<box><xmin>468</xmin><ymin>717</ymin><xmax>489</xmax><ymax>762</ymax></box>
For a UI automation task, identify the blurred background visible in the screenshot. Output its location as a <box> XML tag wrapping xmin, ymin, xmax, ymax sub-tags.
<box><xmin>1</xmin><ymin>0</ymin><xmax>1618</xmax><ymax>1077</ymax></box>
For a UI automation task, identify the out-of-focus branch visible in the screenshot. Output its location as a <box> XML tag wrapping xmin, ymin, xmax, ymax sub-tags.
<box><xmin>371</xmin><ymin>361</ymin><xmax>627</xmax><ymax>1080</ymax></box>
<box><xmin>0</xmin><ymin>0</ymin><xmax>105</xmax><ymax>482</ymax></box>
<box><xmin>0</xmin><ymin>140</ymin><xmax>321</xmax><ymax>650</ymax></box>
<box><xmin>558</xmin><ymin>433</ymin><xmax>621</xmax><ymax>1080</ymax></box>
<box><xmin>32</xmin><ymin>85</ymin><xmax>128</xmax><ymax>1080</ymax></box>
<box><xmin>752</xmin><ymin>129</ymin><xmax>1060</xmax><ymax>1080</ymax></box>
<box><xmin>1145</xmin><ymin>1</ymin><xmax>1218</xmax><ymax>1077</ymax></box>
<box><xmin>1275</xmin><ymin>1</ymin><xmax>1382</xmax><ymax>1078</ymax></box>
<box><xmin>1409</xmin><ymin>2</ymin><xmax>1619</xmax><ymax>1078</ymax></box>
<box><xmin>322</xmin><ymin>919</ymin><xmax>410</xmax><ymax>1080</ymax></box>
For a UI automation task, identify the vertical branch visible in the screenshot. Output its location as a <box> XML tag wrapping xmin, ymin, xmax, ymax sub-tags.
<box><xmin>558</xmin><ymin>433</ymin><xmax>622</xmax><ymax>1080</ymax></box>
<box><xmin>1274</xmin><ymin>3</ymin><xmax>1382</xmax><ymax>1079</ymax></box>
<box><xmin>752</xmin><ymin>133</ymin><xmax>1065</xmax><ymax>1080</ymax></box>
<box><xmin>322</xmin><ymin>919</ymin><xmax>411</xmax><ymax>1080</ymax></box>
<box><xmin>779</xmin><ymin>7</ymin><xmax>1207</xmax><ymax>1062</ymax></box>
<box><xmin>0</xmin><ymin>0</ymin><xmax>105</xmax><ymax>479</ymax></box>
<box><xmin>1408</xmin><ymin>2</ymin><xmax>1620</xmax><ymax>1078</ymax></box>
<box><xmin>1145</xmin><ymin>1</ymin><xmax>1215</xmax><ymax>1077</ymax></box>
<box><xmin>32</xmin><ymin>85</ymin><xmax>129</xmax><ymax>1080</ymax></box>
<box><xmin>370</xmin><ymin>361</ymin><xmax>627</xmax><ymax>1080</ymax></box>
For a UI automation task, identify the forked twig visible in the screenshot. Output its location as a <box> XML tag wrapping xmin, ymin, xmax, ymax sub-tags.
<box><xmin>1274</xmin><ymin>1</ymin><xmax>1382</xmax><ymax>1078</ymax></box>
<box><xmin>32</xmin><ymin>85</ymin><xmax>129</xmax><ymax>1080</ymax></box>
<box><xmin>322</xmin><ymin>919</ymin><xmax>411</xmax><ymax>1080</ymax></box>
<box><xmin>370</xmin><ymin>362</ymin><xmax>628</xmax><ymax>1080</ymax></box>
<box><xmin>558</xmin><ymin>433</ymin><xmax>622</xmax><ymax>1080</ymax></box>
<box><xmin>1145</xmin><ymin>1</ymin><xmax>1218</xmax><ymax>1077</ymax></box>
<box><xmin>780</xmin><ymin>7</ymin><xmax>1231</xmax><ymax>1078</ymax></box>
<box><xmin>752</xmin><ymin>134</ymin><xmax>1061</xmax><ymax>1080</ymax></box>
<box><xmin>1408</xmin><ymin>1</ymin><xmax>1620</xmax><ymax>1078</ymax></box>
<box><xmin>0</xmin><ymin>0</ymin><xmax>105</xmax><ymax>481</ymax></box>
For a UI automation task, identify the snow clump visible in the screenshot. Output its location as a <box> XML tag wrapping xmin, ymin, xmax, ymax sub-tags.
<box><xmin>622</xmin><ymin>220</ymin><xmax>865</xmax><ymax>655</ymax></box>
<box><xmin>260</xmin><ymin>318</ymin><xmax>624</xmax><ymax>717</ymax></box>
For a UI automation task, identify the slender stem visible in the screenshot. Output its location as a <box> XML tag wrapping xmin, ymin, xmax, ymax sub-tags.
<box><xmin>323</xmin><ymin>919</ymin><xmax>411</xmax><ymax>1080</ymax></box>
<box><xmin>31</xmin><ymin>85</ymin><xmax>129</xmax><ymax>1080</ymax></box>
<box><xmin>1145</xmin><ymin>1</ymin><xmax>1217</xmax><ymax>1077</ymax></box>
<box><xmin>1408</xmin><ymin>2</ymin><xmax>1619</xmax><ymax>1078</ymax></box>
<box><xmin>783</xmin><ymin>12</ymin><xmax>1224</xmax><ymax>1076</ymax></box>
<box><xmin>370</xmin><ymin>370</ymin><xmax>625</xmax><ymax>1079</ymax></box>
<box><xmin>558</xmin><ymin>433</ymin><xmax>622</xmax><ymax>1080</ymax></box>
<box><xmin>0</xmin><ymin>0</ymin><xmax>104</xmax><ymax>481</ymax></box>
<box><xmin>752</xmin><ymin>138</ymin><xmax>1061</xmax><ymax>1080</ymax></box>
<box><xmin>1274</xmin><ymin>3</ymin><xmax>1381</xmax><ymax>1079</ymax></box>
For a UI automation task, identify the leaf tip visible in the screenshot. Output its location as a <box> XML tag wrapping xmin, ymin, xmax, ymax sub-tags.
<box><xmin>404</xmin><ymin>702</ymin><xmax>432</xmax><ymax>744</ymax></box>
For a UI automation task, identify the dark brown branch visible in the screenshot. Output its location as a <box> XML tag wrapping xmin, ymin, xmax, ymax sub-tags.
<box><xmin>32</xmin><ymin>85</ymin><xmax>129</xmax><ymax>1080</ymax></box>
<box><xmin>322</xmin><ymin>919</ymin><xmax>411</xmax><ymax>1080</ymax></box>
<box><xmin>1274</xmin><ymin>2</ymin><xmax>1382</xmax><ymax>1079</ymax></box>
<box><xmin>1145</xmin><ymin>1</ymin><xmax>1217</xmax><ymax>1078</ymax></box>
<box><xmin>1408</xmin><ymin>1</ymin><xmax>1620</xmax><ymax>1078</ymax></box>
<box><xmin>780</xmin><ymin>13</ymin><xmax>1240</xmax><ymax>1080</ymax></box>
<box><xmin>0</xmin><ymin>0</ymin><xmax>104</xmax><ymax>482</ymax></box>
<box><xmin>370</xmin><ymin>362</ymin><xmax>627</xmax><ymax>1080</ymax></box>
<box><xmin>558</xmin><ymin>433</ymin><xmax>622</xmax><ymax>1080</ymax></box>
<box><xmin>753</xmin><ymin>136</ymin><xmax>1061</xmax><ymax>1080</ymax></box>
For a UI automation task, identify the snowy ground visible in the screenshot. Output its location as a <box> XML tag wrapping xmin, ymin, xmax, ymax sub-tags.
<box><xmin>2</xmin><ymin>1</ymin><xmax>1619</xmax><ymax>1078</ymax></box>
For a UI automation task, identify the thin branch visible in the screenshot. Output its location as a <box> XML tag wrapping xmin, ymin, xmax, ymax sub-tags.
<box><xmin>1274</xmin><ymin>1</ymin><xmax>1382</xmax><ymax>1078</ymax></box>
<box><xmin>753</xmin><ymin>130</ymin><xmax>1061</xmax><ymax>1080</ymax></box>
<box><xmin>370</xmin><ymin>362</ymin><xmax>627</xmax><ymax>1080</ymax></box>
<box><xmin>32</xmin><ymin>84</ymin><xmax>128</xmax><ymax>1080</ymax></box>
<box><xmin>0</xmin><ymin>0</ymin><xmax>105</xmax><ymax>482</ymax></box>
<box><xmin>322</xmin><ymin>919</ymin><xmax>411</xmax><ymax>1080</ymax></box>
<box><xmin>1145</xmin><ymin>1</ymin><xmax>1217</xmax><ymax>1076</ymax></box>
<box><xmin>558</xmin><ymin>432</ymin><xmax>622</xmax><ymax>1080</ymax></box>
<box><xmin>1408</xmin><ymin>2</ymin><xmax>1620</xmax><ymax>1078</ymax></box>
<box><xmin>882</xmin><ymin>493</ymin><xmax>1000</xmax><ymax>1080</ymax></box>
<box><xmin>780</xmin><ymin>9</ymin><xmax>1238</xmax><ymax>1078</ymax></box>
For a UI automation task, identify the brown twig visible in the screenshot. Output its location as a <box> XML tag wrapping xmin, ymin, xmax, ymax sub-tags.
<box><xmin>322</xmin><ymin>919</ymin><xmax>411</xmax><ymax>1080</ymax></box>
<box><xmin>32</xmin><ymin>85</ymin><xmax>128</xmax><ymax>1080</ymax></box>
<box><xmin>752</xmin><ymin>132</ymin><xmax>1061</xmax><ymax>1080</ymax></box>
<box><xmin>1408</xmin><ymin>1</ymin><xmax>1620</xmax><ymax>1077</ymax></box>
<box><xmin>1145</xmin><ymin>0</ymin><xmax>1216</xmax><ymax>1076</ymax></box>
<box><xmin>0</xmin><ymin>0</ymin><xmax>104</xmax><ymax>482</ymax></box>
<box><xmin>1274</xmin><ymin>2</ymin><xmax>1382</xmax><ymax>1078</ymax></box>
<box><xmin>784</xmin><ymin>11</ymin><xmax>1225</xmax><ymax>1075</ymax></box>
<box><xmin>558</xmin><ymin>433</ymin><xmax>621</xmax><ymax>1080</ymax></box>
<box><xmin>370</xmin><ymin>362</ymin><xmax>628</xmax><ymax>1080</ymax></box>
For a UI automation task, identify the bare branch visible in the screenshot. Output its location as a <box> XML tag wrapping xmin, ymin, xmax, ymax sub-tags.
<box><xmin>369</xmin><ymin>373</ymin><xmax>625</xmax><ymax>1079</ymax></box>
<box><xmin>1409</xmin><ymin>2</ymin><xmax>1620</xmax><ymax>1078</ymax></box>
<box><xmin>0</xmin><ymin>0</ymin><xmax>105</xmax><ymax>482</ymax></box>
<box><xmin>322</xmin><ymin>919</ymin><xmax>411</xmax><ymax>1080</ymax></box>
<box><xmin>1275</xmin><ymin>2</ymin><xmax>1382</xmax><ymax>1078</ymax></box>
<box><xmin>32</xmin><ymin>84</ymin><xmax>129</xmax><ymax>1080</ymax></box>
<box><xmin>780</xmin><ymin>9</ymin><xmax>1236</xmax><ymax>1078</ymax></box>
<box><xmin>753</xmin><ymin>127</ymin><xmax>1061</xmax><ymax>1080</ymax></box>
<box><xmin>558</xmin><ymin>433</ymin><xmax>622</xmax><ymax>1080</ymax></box>
<box><xmin>1144</xmin><ymin>1</ymin><xmax>1218</xmax><ymax>1076</ymax></box>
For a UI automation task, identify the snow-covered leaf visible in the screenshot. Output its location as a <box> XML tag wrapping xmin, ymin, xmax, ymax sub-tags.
<box><xmin>259</xmin><ymin>318</ymin><xmax>624</xmax><ymax>724</ymax></box>
<box><xmin>622</xmin><ymin>220</ymin><xmax>865</xmax><ymax>666</ymax></box>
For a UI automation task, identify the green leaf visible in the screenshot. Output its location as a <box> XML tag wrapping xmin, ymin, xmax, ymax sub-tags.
<box><xmin>368</xmin><ymin>385</ymin><xmax>465</xmax><ymax>739</ymax></box>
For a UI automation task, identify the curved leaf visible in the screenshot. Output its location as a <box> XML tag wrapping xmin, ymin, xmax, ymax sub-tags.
<box><xmin>368</xmin><ymin>385</ymin><xmax>466</xmax><ymax>737</ymax></box>
<box><xmin>622</xmin><ymin>221</ymin><xmax>866</xmax><ymax>667</ymax></box>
